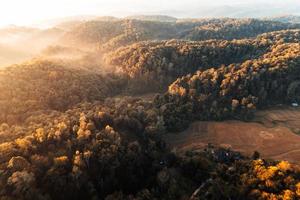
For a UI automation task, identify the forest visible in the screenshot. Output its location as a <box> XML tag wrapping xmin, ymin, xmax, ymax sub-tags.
<box><xmin>0</xmin><ymin>16</ymin><xmax>300</xmax><ymax>200</ymax></box>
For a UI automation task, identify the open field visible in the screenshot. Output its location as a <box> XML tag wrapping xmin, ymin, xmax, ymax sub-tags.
<box><xmin>164</xmin><ymin>107</ymin><xmax>300</xmax><ymax>164</ymax></box>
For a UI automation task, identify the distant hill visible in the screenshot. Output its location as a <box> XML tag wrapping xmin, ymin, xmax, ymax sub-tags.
<box><xmin>60</xmin><ymin>19</ymin><xmax>179</xmax><ymax>49</ymax></box>
<box><xmin>125</xmin><ymin>15</ymin><xmax>177</xmax><ymax>22</ymax></box>
<box><xmin>54</xmin><ymin>16</ymin><xmax>119</xmax><ymax>31</ymax></box>
<box><xmin>0</xmin><ymin>25</ymin><xmax>40</xmax><ymax>44</ymax></box>
<box><xmin>0</xmin><ymin>26</ymin><xmax>65</xmax><ymax>67</ymax></box>
<box><xmin>266</xmin><ymin>15</ymin><xmax>300</xmax><ymax>24</ymax></box>
<box><xmin>61</xmin><ymin>18</ymin><xmax>300</xmax><ymax>51</ymax></box>
<box><xmin>35</xmin><ymin>15</ymin><xmax>98</xmax><ymax>28</ymax></box>
<box><xmin>160</xmin><ymin>3</ymin><xmax>300</xmax><ymax>18</ymax></box>
<box><xmin>0</xmin><ymin>43</ymin><xmax>32</xmax><ymax>67</ymax></box>
<box><xmin>181</xmin><ymin>18</ymin><xmax>300</xmax><ymax>40</ymax></box>
<box><xmin>0</xmin><ymin>26</ymin><xmax>64</xmax><ymax>50</ymax></box>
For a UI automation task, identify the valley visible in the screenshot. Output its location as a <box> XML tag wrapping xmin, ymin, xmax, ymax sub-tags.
<box><xmin>0</xmin><ymin>13</ymin><xmax>300</xmax><ymax>200</ymax></box>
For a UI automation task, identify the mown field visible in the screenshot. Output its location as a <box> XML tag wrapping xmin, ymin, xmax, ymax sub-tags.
<box><xmin>164</xmin><ymin>107</ymin><xmax>300</xmax><ymax>164</ymax></box>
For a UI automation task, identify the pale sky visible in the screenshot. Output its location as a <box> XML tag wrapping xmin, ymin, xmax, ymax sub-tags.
<box><xmin>0</xmin><ymin>0</ymin><xmax>299</xmax><ymax>27</ymax></box>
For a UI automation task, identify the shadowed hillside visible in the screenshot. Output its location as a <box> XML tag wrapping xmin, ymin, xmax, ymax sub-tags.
<box><xmin>0</xmin><ymin>94</ymin><xmax>300</xmax><ymax>200</ymax></box>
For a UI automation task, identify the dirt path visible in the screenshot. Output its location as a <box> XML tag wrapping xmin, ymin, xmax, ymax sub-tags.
<box><xmin>164</xmin><ymin>107</ymin><xmax>300</xmax><ymax>164</ymax></box>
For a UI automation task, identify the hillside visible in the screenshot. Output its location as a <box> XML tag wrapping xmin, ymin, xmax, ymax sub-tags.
<box><xmin>105</xmin><ymin>29</ymin><xmax>300</xmax><ymax>92</ymax></box>
<box><xmin>1</xmin><ymin>96</ymin><xmax>300</xmax><ymax>200</ymax></box>
<box><xmin>0</xmin><ymin>26</ymin><xmax>64</xmax><ymax>51</ymax></box>
<box><xmin>0</xmin><ymin>26</ymin><xmax>66</xmax><ymax>67</ymax></box>
<box><xmin>0</xmin><ymin>43</ymin><xmax>32</xmax><ymax>67</ymax></box>
<box><xmin>105</xmin><ymin>39</ymin><xmax>269</xmax><ymax>91</ymax></box>
<box><xmin>60</xmin><ymin>19</ymin><xmax>175</xmax><ymax>49</ymax></box>
<box><xmin>154</xmin><ymin>42</ymin><xmax>300</xmax><ymax>131</ymax></box>
<box><xmin>181</xmin><ymin>18</ymin><xmax>300</xmax><ymax>41</ymax></box>
<box><xmin>267</xmin><ymin>15</ymin><xmax>300</xmax><ymax>24</ymax></box>
<box><xmin>125</xmin><ymin>15</ymin><xmax>177</xmax><ymax>22</ymax></box>
<box><xmin>0</xmin><ymin>17</ymin><xmax>300</xmax><ymax>200</ymax></box>
<box><xmin>0</xmin><ymin>60</ymin><xmax>126</xmax><ymax>124</ymax></box>
<box><xmin>61</xmin><ymin>18</ymin><xmax>300</xmax><ymax>51</ymax></box>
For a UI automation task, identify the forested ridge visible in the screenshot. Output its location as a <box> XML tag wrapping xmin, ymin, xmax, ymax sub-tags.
<box><xmin>0</xmin><ymin>17</ymin><xmax>300</xmax><ymax>200</ymax></box>
<box><xmin>0</xmin><ymin>60</ymin><xmax>127</xmax><ymax>124</ymax></box>
<box><xmin>60</xmin><ymin>19</ymin><xmax>179</xmax><ymax>50</ymax></box>
<box><xmin>155</xmin><ymin>42</ymin><xmax>300</xmax><ymax>131</ymax></box>
<box><xmin>105</xmin><ymin>29</ymin><xmax>300</xmax><ymax>92</ymax></box>
<box><xmin>267</xmin><ymin>15</ymin><xmax>300</xmax><ymax>24</ymax></box>
<box><xmin>1</xmin><ymin>97</ymin><xmax>300</xmax><ymax>200</ymax></box>
<box><xmin>105</xmin><ymin>39</ymin><xmax>269</xmax><ymax>92</ymax></box>
<box><xmin>61</xmin><ymin>18</ymin><xmax>300</xmax><ymax>51</ymax></box>
<box><xmin>181</xmin><ymin>18</ymin><xmax>300</xmax><ymax>41</ymax></box>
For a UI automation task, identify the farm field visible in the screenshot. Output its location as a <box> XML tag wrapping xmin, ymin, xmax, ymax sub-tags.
<box><xmin>164</xmin><ymin>107</ymin><xmax>300</xmax><ymax>164</ymax></box>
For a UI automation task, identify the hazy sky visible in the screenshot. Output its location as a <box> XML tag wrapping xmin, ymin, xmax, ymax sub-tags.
<box><xmin>0</xmin><ymin>0</ymin><xmax>299</xmax><ymax>26</ymax></box>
